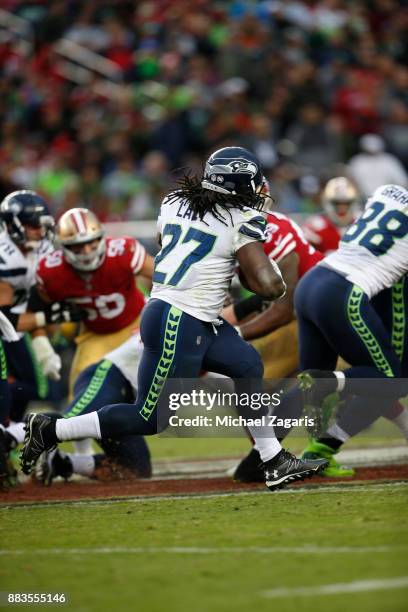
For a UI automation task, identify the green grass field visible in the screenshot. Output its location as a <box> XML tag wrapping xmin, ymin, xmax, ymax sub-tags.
<box><xmin>1</xmin><ymin>484</ymin><xmax>407</xmax><ymax>612</ymax></box>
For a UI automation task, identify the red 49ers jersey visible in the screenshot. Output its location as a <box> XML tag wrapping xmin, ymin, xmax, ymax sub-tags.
<box><xmin>37</xmin><ymin>236</ymin><xmax>146</xmax><ymax>334</ymax></box>
<box><xmin>302</xmin><ymin>214</ymin><xmax>343</xmax><ymax>254</ymax></box>
<box><xmin>264</xmin><ymin>212</ymin><xmax>322</xmax><ymax>278</ymax></box>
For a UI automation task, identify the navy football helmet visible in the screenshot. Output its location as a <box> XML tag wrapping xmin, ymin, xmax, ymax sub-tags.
<box><xmin>202</xmin><ymin>147</ymin><xmax>263</xmax><ymax>196</ymax></box>
<box><xmin>0</xmin><ymin>190</ymin><xmax>54</xmax><ymax>248</ymax></box>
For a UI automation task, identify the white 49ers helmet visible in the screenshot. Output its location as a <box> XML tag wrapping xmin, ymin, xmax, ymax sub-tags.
<box><xmin>322</xmin><ymin>177</ymin><xmax>360</xmax><ymax>227</ymax></box>
<box><xmin>56</xmin><ymin>208</ymin><xmax>106</xmax><ymax>272</ymax></box>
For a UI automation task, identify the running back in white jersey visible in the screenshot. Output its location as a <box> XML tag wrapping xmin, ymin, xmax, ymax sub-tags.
<box><xmin>150</xmin><ymin>193</ymin><xmax>267</xmax><ymax>321</ymax></box>
<box><xmin>321</xmin><ymin>185</ymin><xmax>408</xmax><ymax>298</ymax></box>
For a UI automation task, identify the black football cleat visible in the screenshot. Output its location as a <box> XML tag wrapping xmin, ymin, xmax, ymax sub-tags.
<box><xmin>263</xmin><ymin>448</ymin><xmax>328</xmax><ymax>491</ymax></box>
<box><xmin>232</xmin><ymin>447</ymin><xmax>264</xmax><ymax>483</ymax></box>
<box><xmin>35</xmin><ymin>449</ymin><xmax>73</xmax><ymax>486</ymax></box>
<box><xmin>20</xmin><ymin>413</ymin><xmax>58</xmax><ymax>475</ymax></box>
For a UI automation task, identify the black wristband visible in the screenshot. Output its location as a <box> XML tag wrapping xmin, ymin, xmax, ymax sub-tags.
<box><xmin>0</xmin><ymin>305</ymin><xmax>19</xmax><ymax>330</ymax></box>
<box><xmin>27</xmin><ymin>286</ymin><xmax>48</xmax><ymax>312</ymax></box>
<box><xmin>234</xmin><ymin>295</ymin><xmax>265</xmax><ymax>322</ymax></box>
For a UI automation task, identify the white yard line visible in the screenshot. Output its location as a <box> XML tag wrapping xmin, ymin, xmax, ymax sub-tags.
<box><xmin>262</xmin><ymin>576</ymin><xmax>408</xmax><ymax>599</ymax></box>
<box><xmin>0</xmin><ymin>545</ymin><xmax>405</xmax><ymax>556</ymax></box>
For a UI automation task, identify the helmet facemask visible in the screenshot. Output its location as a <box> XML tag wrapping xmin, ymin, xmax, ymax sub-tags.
<box><xmin>322</xmin><ymin>177</ymin><xmax>360</xmax><ymax>227</ymax></box>
<box><xmin>0</xmin><ymin>190</ymin><xmax>55</xmax><ymax>251</ymax></box>
<box><xmin>62</xmin><ymin>237</ymin><xmax>106</xmax><ymax>272</ymax></box>
<box><xmin>56</xmin><ymin>208</ymin><xmax>106</xmax><ymax>272</ymax></box>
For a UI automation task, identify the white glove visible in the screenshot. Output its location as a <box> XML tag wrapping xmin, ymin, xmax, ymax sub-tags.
<box><xmin>31</xmin><ymin>336</ymin><xmax>62</xmax><ymax>381</ymax></box>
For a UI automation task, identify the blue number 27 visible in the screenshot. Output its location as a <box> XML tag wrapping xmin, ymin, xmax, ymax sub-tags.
<box><xmin>153</xmin><ymin>224</ymin><xmax>216</xmax><ymax>286</ymax></box>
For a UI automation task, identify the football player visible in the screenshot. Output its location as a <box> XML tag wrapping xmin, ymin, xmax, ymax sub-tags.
<box><xmin>302</xmin><ymin>177</ymin><xmax>361</xmax><ymax>254</ymax></box>
<box><xmin>271</xmin><ymin>184</ymin><xmax>408</xmax><ymax>459</ymax></box>
<box><xmin>7</xmin><ymin>333</ymin><xmax>151</xmax><ymax>484</ymax></box>
<box><xmin>36</xmin><ymin>207</ymin><xmax>154</xmax><ymax>393</ymax></box>
<box><xmin>21</xmin><ymin>146</ymin><xmax>328</xmax><ymax>491</ymax></box>
<box><xmin>0</xmin><ymin>191</ymin><xmax>79</xmax><ymax>415</ymax></box>
<box><xmin>301</xmin><ymin>273</ymin><xmax>408</xmax><ymax>467</ymax></box>
<box><xmin>0</xmin><ymin>190</ymin><xmax>80</xmax><ymax>487</ymax></box>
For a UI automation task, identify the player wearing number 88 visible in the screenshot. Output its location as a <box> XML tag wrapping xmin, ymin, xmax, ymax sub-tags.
<box><xmin>36</xmin><ymin>208</ymin><xmax>154</xmax><ymax>394</ymax></box>
<box><xmin>292</xmin><ymin>184</ymin><xmax>408</xmax><ymax>409</ymax></box>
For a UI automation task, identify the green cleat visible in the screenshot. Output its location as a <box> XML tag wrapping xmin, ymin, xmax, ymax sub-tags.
<box><xmin>301</xmin><ymin>440</ymin><xmax>355</xmax><ymax>478</ymax></box>
<box><xmin>298</xmin><ymin>370</ymin><xmax>339</xmax><ymax>437</ymax></box>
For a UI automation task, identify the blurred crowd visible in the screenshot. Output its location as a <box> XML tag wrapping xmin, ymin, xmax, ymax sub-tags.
<box><xmin>0</xmin><ymin>0</ymin><xmax>407</xmax><ymax>220</ymax></box>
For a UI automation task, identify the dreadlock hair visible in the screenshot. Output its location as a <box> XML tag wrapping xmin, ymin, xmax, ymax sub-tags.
<box><xmin>165</xmin><ymin>172</ymin><xmax>268</xmax><ymax>226</ymax></box>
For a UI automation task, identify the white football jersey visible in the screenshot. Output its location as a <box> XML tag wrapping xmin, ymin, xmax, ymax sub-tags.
<box><xmin>104</xmin><ymin>333</ymin><xmax>143</xmax><ymax>392</ymax></box>
<box><xmin>150</xmin><ymin>193</ymin><xmax>267</xmax><ymax>321</ymax></box>
<box><xmin>321</xmin><ymin>185</ymin><xmax>408</xmax><ymax>297</ymax></box>
<box><xmin>0</xmin><ymin>232</ymin><xmax>52</xmax><ymax>339</ymax></box>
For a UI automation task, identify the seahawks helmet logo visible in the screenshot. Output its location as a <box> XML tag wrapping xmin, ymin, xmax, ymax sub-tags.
<box><xmin>206</xmin><ymin>159</ymin><xmax>258</xmax><ymax>178</ymax></box>
<box><xmin>229</xmin><ymin>160</ymin><xmax>258</xmax><ymax>176</ymax></box>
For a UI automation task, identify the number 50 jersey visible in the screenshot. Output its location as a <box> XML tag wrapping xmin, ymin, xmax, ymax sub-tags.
<box><xmin>321</xmin><ymin>185</ymin><xmax>408</xmax><ymax>298</ymax></box>
<box><xmin>37</xmin><ymin>236</ymin><xmax>146</xmax><ymax>333</ymax></box>
<box><xmin>151</xmin><ymin>194</ymin><xmax>267</xmax><ymax>322</ymax></box>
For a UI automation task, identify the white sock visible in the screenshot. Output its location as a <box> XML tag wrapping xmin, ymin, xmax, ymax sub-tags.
<box><xmin>74</xmin><ymin>439</ymin><xmax>94</xmax><ymax>454</ymax></box>
<box><xmin>66</xmin><ymin>453</ymin><xmax>95</xmax><ymax>477</ymax></box>
<box><xmin>56</xmin><ymin>413</ymin><xmax>101</xmax><ymax>441</ymax></box>
<box><xmin>326</xmin><ymin>422</ymin><xmax>350</xmax><ymax>443</ymax></box>
<box><xmin>247</xmin><ymin>424</ymin><xmax>281</xmax><ymax>462</ymax></box>
<box><xmin>334</xmin><ymin>371</ymin><xmax>346</xmax><ymax>392</ymax></box>
<box><xmin>6</xmin><ymin>421</ymin><xmax>25</xmax><ymax>444</ymax></box>
<box><xmin>392</xmin><ymin>408</ymin><xmax>408</xmax><ymax>440</ymax></box>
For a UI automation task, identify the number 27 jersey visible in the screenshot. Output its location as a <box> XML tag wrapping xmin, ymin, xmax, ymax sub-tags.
<box><xmin>151</xmin><ymin>194</ymin><xmax>267</xmax><ymax>322</ymax></box>
<box><xmin>321</xmin><ymin>184</ymin><xmax>408</xmax><ymax>298</ymax></box>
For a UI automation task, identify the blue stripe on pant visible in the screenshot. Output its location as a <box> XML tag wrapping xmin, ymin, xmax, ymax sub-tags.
<box><xmin>64</xmin><ymin>360</ymin><xmax>151</xmax><ymax>478</ymax></box>
<box><xmin>98</xmin><ymin>299</ymin><xmax>263</xmax><ymax>438</ymax></box>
